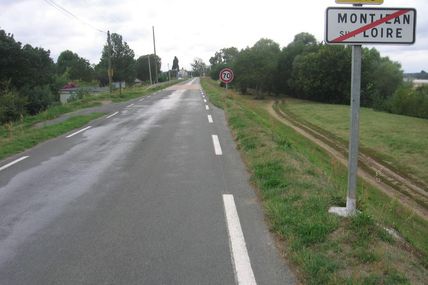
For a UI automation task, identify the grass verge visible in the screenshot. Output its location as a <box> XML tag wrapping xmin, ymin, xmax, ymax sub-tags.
<box><xmin>201</xmin><ymin>78</ymin><xmax>428</xmax><ymax>285</ymax></box>
<box><xmin>0</xmin><ymin>113</ymin><xmax>104</xmax><ymax>160</ymax></box>
<box><xmin>278</xmin><ymin>98</ymin><xmax>428</xmax><ymax>188</ymax></box>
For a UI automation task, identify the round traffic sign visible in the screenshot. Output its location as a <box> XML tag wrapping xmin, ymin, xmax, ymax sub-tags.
<box><xmin>219</xmin><ymin>68</ymin><xmax>234</xmax><ymax>84</ymax></box>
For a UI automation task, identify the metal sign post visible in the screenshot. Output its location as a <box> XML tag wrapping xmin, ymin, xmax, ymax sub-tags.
<box><xmin>219</xmin><ymin>68</ymin><xmax>234</xmax><ymax>98</ymax></box>
<box><xmin>326</xmin><ymin>2</ymin><xmax>416</xmax><ymax>217</ymax></box>
<box><xmin>328</xmin><ymin>3</ymin><xmax>364</xmax><ymax>217</ymax></box>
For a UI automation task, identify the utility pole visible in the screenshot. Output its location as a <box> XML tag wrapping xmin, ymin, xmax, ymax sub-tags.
<box><xmin>152</xmin><ymin>26</ymin><xmax>158</xmax><ymax>84</ymax></box>
<box><xmin>167</xmin><ymin>63</ymin><xmax>171</xmax><ymax>81</ymax></box>
<box><xmin>107</xmin><ymin>30</ymin><xmax>113</xmax><ymax>94</ymax></box>
<box><xmin>148</xmin><ymin>54</ymin><xmax>153</xmax><ymax>85</ymax></box>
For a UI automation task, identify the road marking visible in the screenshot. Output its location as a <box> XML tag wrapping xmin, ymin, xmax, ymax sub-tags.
<box><xmin>139</xmin><ymin>98</ymin><xmax>144</xmax><ymax>102</ymax></box>
<box><xmin>222</xmin><ymin>194</ymin><xmax>257</xmax><ymax>285</ymax></box>
<box><xmin>0</xmin><ymin>156</ymin><xmax>29</xmax><ymax>172</ymax></box>
<box><xmin>126</xmin><ymin>103</ymin><xmax>134</xmax><ymax>108</ymax></box>
<box><xmin>204</xmin><ymin>99</ymin><xmax>207</xmax><ymax>103</ymax></box>
<box><xmin>205</xmin><ymin>105</ymin><xmax>210</xmax><ymax>110</ymax></box>
<box><xmin>208</xmin><ymin>115</ymin><xmax>213</xmax><ymax>123</ymax></box>
<box><xmin>66</xmin><ymin>126</ymin><xmax>92</xmax><ymax>138</ymax></box>
<box><xmin>212</xmin><ymin>135</ymin><xmax>222</xmax><ymax>155</ymax></box>
<box><xmin>106</xmin><ymin>111</ymin><xmax>119</xmax><ymax>119</ymax></box>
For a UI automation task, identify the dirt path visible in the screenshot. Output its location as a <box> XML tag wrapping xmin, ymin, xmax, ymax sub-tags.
<box><xmin>264</xmin><ymin>100</ymin><xmax>428</xmax><ymax>220</ymax></box>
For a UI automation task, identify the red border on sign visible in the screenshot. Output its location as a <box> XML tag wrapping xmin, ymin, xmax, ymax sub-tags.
<box><xmin>332</xmin><ymin>9</ymin><xmax>410</xmax><ymax>43</ymax></box>
<box><xmin>219</xmin><ymin>68</ymin><xmax>234</xmax><ymax>84</ymax></box>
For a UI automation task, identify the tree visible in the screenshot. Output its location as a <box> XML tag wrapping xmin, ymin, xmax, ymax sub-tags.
<box><xmin>361</xmin><ymin>48</ymin><xmax>403</xmax><ymax>107</ymax></box>
<box><xmin>191</xmin><ymin>58</ymin><xmax>207</xmax><ymax>77</ymax></box>
<box><xmin>57</xmin><ymin>50</ymin><xmax>94</xmax><ymax>82</ymax></box>
<box><xmin>172</xmin><ymin>56</ymin><xmax>179</xmax><ymax>71</ymax></box>
<box><xmin>209</xmin><ymin>47</ymin><xmax>239</xmax><ymax>80</ymax></box>
<box><xmin>136</xmin><ymin>54</ymin><xmax>161</xmax><ymax>82</ymax></box>
<box><xmin>96</xmin><ymin>33</ymin><xmax>136</xmax><ymax>86</ymax></box>
<box><xmin>233</xmin><ymin>38</ymin><xmax>280</xmax><ymax>96</ymax></box>
<box><xmin>209</xmin><ymin>47</ymin><xmax>239</xmax><ymax>66</ymax></box>
<box><xmin>0</xmin><ymin>29</ymin><xmax>57</xmax><ymax>121</ymax></box>
<box><xmin>0</xmin><ymin>30</ymin><xmax>55</xmax><ymax>90</ymax></box>
<box><xmin>0</xmin><ymin>30</ymin><xmax>22</xmax><ymax>88</ymax></box>
<box><xmin>275</xmin><ymin>32</ymin><xmax>318</xmax><ymax>95</ymax></box>
<box><xmin>289</xmin><ymin>45</ymin><xmax>351</xmax><ymax>103</ymax></box>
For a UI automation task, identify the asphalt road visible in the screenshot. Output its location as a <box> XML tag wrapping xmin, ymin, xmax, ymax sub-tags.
<box><xmin>0</xmin><ymin>79</ymin><xmax>296</xmax><ymax>285</ymax></box>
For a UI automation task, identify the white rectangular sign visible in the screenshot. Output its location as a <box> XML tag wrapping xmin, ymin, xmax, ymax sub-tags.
<box><xmin>326</xmin><ymin>7</ymin><xmax>416</xmax><ymax>45</ymax></box>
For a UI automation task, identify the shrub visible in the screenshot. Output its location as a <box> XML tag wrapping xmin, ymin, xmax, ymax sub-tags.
<box><xmin>21</xmin><ymin>85</ymin><xmax>56</xmax><ymax>115</ymax></box>
<box><xmin>384</xmin><ymin>85</ymin><xmax>428</xmax><ymax>119</ymax></box>
<box><xmin>0</xmin><ymin>87</ymin><xmax>26</xmax><ymax>124</ymax></box>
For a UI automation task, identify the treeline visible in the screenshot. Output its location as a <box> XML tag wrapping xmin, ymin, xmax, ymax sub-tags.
<box><xmin>0</xmin><ymin>28</ymin><xmax>181</xmax><ymax>124</ymax></box>
<box><xmin>405</xmin><ymin>70</ymin><xmax>428</xmax><ymax>80</ymax></box>
<box><xmin>210</xmin><ymin>32</ymin><xmax>427</xmax><ymax>119</ymax></box>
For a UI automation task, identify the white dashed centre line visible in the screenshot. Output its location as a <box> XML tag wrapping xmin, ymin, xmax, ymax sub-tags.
<box><xmin>211</xmin><ymin>135</ymin><xmax>222</xmax><ymax>155</ymax></box>
<box><xmin>106</xmin><ymin>111</ymin><xmax>119</xmax><ymax>119</ymax></box>
<box><xmin>0</xmin><ymin>156</ymin><xmax>30</xmax><ymax>172</ymax></box>
<box><xmin>126</xmin><ymin>103</ymin><xmax>134</xmax><ymax>108</ymax></box>
<box><xmin>208</xmin><ymin>115</ymin><xmax>213</xmax><ymax>123</ymax></box>
<box><xmin>204</xmin><ymin>99</ymin><xmax>207</xmax><ymax>103</ymax></box>
<box><xmin>223</xmin><ymin>194</ymin><xmax>257</xmax><ymax>285</ymax></box>
<box><xmin>205</xmin><ymin>105</ymin><xmax>210</xmax><ymax>110</ymax></box>
<box><xmin>66</xmin><ymin>126</ymin><xmax>92</xmax><ymax>138</ymax></box>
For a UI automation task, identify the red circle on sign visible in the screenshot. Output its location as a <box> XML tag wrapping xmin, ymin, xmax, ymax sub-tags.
<box><xmin>219</xmin><ymin>68</ymin><xmax>234</xmax><ymax>84</ymax></box>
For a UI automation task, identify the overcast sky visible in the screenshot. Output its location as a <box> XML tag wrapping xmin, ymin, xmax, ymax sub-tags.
<box><xmin>0</xmin><ymin>0</ymin><xmax>427</xmax><ymax>72</ymax></box>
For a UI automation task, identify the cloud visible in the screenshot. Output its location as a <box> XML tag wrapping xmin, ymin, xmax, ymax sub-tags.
<box><xmin>0</xmin><ymin>0</ymin><xmax>426</xmax><ymax>72</ymax></box>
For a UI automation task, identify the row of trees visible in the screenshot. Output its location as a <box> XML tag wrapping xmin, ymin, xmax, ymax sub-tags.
<box><xmin>209</xmin><ymin>33</ymin><xmax>405</xmax><ymax>110</ymax></box>
<box><xmin>0</xmin><ymin>29</ymin><xmax>59</xmax><ymax>123</ymax></box>
<box><xmin>0</xmin><ymin>28</ymin><xmax>183</xmax><ymax>124</ymax></box>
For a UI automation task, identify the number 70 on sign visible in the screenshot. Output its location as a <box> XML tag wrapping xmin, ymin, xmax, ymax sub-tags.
<box><xmin>219</xmin><ymin>68</ymin><xmax>234</xmax><ymax>84</ymax></box>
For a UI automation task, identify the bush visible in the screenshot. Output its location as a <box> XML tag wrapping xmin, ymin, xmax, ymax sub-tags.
<box><xmin>384</xmin><ymin>85</ymin><xmax>428</xmax><ymax>119</ymax></box>
<box><xmin>21</xmin><ymin>85</ymin><xmax>56</xmax><ymax>115</ymax></box>
<box><xmin>0</xmin><ymin>87</ymin><xmax>26</xmax><ymax>124</ymax></box>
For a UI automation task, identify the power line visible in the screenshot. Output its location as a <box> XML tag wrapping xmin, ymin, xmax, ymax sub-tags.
<box><xmin>42</xmin><ymin>0</ymin><xmax>106</xmax><ymax>34</ymax></box>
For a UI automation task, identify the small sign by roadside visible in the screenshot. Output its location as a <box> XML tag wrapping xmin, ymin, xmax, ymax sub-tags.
<box><xmin>219</xmin><ymin>68</ymin><xmax>234</xmax><ymax>84</ymax></box>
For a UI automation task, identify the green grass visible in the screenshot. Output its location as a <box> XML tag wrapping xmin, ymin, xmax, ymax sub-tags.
<box><xmin>201</xmin><ymin>78</ymin><xmax>428</xmax><ymax>285</ymax></box>
<box><xmin>0</xmin><ymin>113</ymin><xmax>104</xmax><ymax>160</ymax></box>
<box><xmin>278</xmin><ymin>98</ymin><xmax>428</xmax><ymax>187</ymax></box>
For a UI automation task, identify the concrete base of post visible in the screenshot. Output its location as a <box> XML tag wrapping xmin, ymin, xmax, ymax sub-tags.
<box><xmin>328</xmin><ymin>197</ymin><xmax>358</xmax><ymax>217</ymax></box>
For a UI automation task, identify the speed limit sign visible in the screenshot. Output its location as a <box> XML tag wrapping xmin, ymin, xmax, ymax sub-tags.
<box><xmin>219</xmin><ymin>68</ymin><xmax>234</xmax><ymax>84</ymax></box>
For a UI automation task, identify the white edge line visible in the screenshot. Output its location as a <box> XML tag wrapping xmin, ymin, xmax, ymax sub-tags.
<box><xmin>211</xmin><ymin>134</ymin><xmax>223</xmax><ymax>155</ymax></box>
<box><xmin>106</xmin><ymin>111</ymin><xmax>119</xmax><ymax>119</ymax></box>
<box><xmin>0</xmin><ymin>156</ymin><xmax>30</xmax><ymax>172</ymax></box>
<box><xmin>223</xmin><ymin>194</ymin><xmax>257</xmax><ymax>285</ymax></box>
<box><xmin>66</xmin><ymin>126</ymin><xmax>92</xmax><ymax>138</ymax></box>
<box><xmin>208</xmin><ymin>115</ymin><xmax>213</xmax><ymax>123</ymax></box>
<box><xmin>205</xmin><ymin>105</ymin><xmax>210</xmax><ymax>110</ymax></box>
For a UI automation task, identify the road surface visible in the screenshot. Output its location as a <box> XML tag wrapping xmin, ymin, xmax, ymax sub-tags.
<box><xmin>0</xmin><ymin>79</ymin><xmax>296</xmax><ymax>284</ymax></box>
